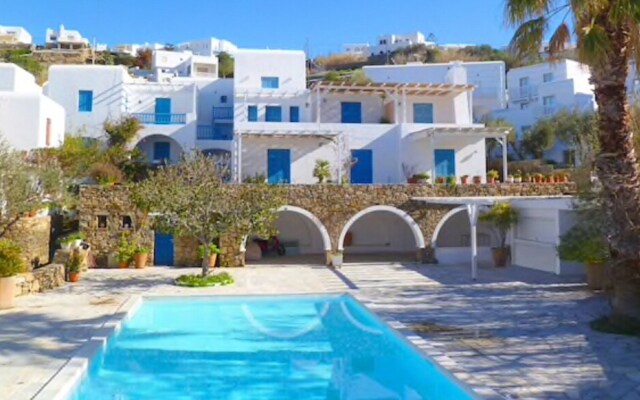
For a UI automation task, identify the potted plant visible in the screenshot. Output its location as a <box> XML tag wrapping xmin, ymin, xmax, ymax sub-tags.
<box><xmin>546</xmin><ymin>174</ymin><xmax>554</xmax><ymax>183</ymax></box>
<box><xmin>435</xmin><ymin>176</ymin><xmax>446</xmax><ymax>185</ymax></box>
<box><xmin>506</xmin><ymin>174</ymin><xmax>515</xmax><ymax>183</ymax></box>
<box><xmin>116</xmin><ymin>235</ymin><xmax>133</xmax><ymax>269</ymax></box>
<box><xmin>198</xmin><ymin>243</ymin><xmax>221</xmax><ymax>269</ymax></box>
<box><xmin>132</xmin><ymin>244</ymin><xmax>150</xmax><ymax>269</ymax></box>
<box><xmin>461</xmin><ymin>175</ymin><xmax>470</xmax><ymax>185</ymax></box>
<box><xmin>473</xmin><ymin>175</ymin><xmax>483</xmax><ymax>185</ymax></box>
<box><xmin>66</xmin><ymin>250</ymin><xmax>82</xmax><ymax>283</ymax></box>
<box><xmin>534</xmin><ymin>173</ymin><xmax>544</xmax><ymax>183</ymax></box>
<box><xmin>558</xmin><ymin>222</ymin><xmax>609</xmax><ymax>290</ymax></box>
<box><xmin>329</xmin><ymin>250</ymin><xmax>343</xmax><ymax>268</ymax></box>
<box><xmin>0</xmin><ymin>240</ymin><xmax>25</xmax><ymax>310</ymax></box>
<box><xmin>487</xmin><ymin>170</ymin><xmax>499</xmax><ymax>184</ymax></box>
<box><xmin>412</xmin><ymin>172</ymin><xmax>431</xmax><ymax>184</ymax></box>
<box><xmin>312</xmin><ymin>159</ymin><xmax>332</xmax><ymax>184</ymax></box>
<box><xmin>513</xmin><ymin>170</ymin><xmax>523</xmax><ymax>183</ymax></box>
<box><xmin>523</xmin><ymin>173</ymin><xmax>532</xmax><ymax>183</ymax></box>
<box><xmin>446</xmin><ymin>176</ymin><xmax>457</xmax><ymax>186</ymax></box>
<box><xmin>479</xmin><ymin>203</ymin><xmax>519</xmax><ymax>268</ymax></box>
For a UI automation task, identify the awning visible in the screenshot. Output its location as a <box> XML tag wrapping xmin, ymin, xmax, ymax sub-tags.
<box><xmin>407</xmin><ymin>126</ymin><xmax>511</xmax><ymax>141</ymax></box>
<box><xmin>310</xmin><ymin>81</ymin><xmax>475</xmax><ymax>97</ymax></box>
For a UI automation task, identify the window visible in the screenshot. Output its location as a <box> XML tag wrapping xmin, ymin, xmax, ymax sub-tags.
<box><xmin>519</xmin><ymin>125</ymin><xmax>532</xmax><ymax>141</ymax></box>
<box><xmin>97</xmin><ymin>215</ymin><xmax>108</xmax><ymax>229</ymax></box>
<box><xmin>261</xmin><ymin>77</ymin><xmax>279</xmax><ymax>89</ymax></box>
<box><xmin>543</xmin><ymin>72</ymin><xmax>554</xmax><ymax>83</ymax></box>
<box><xmin>265</xmin><ymin>106</ymin><xmax>282</xmax><ymax>122</ymax></box>
<box><xmin>413</xmin><ymin>103</ymin><xmax>434</xmax><ymax>123</ymax></box>
<box><xmin>520</xmin><ymin>103</ymin><xmax>529</xmax><ymax>110</ymax></box>
<box><xmin>78</xmin><ymin>90</ymin><xmax>93</xmax><ymax>112</ymax></box>
<box><xmin>519</xmin><ymin>77</ymin><xmax>529</xmax><ymax>87</ymax></box>
<box><xmin>248</xmin><ymin>105</ymin><xmax>258</xmax><ymax>122</ymax></box>
<box><xmin>220</xmin><ymin>95</ymin><xmax>228</xmax><ymax>104</ymax></box>
<box><xmin>543</xmin><ymin>95</ymin><xmax>556</xmax><ymax>106</ymax></box>
<box><xmin>290</xmin><ymin>106</ymin><xmax>300</xmax><ymax>122</ymax></box>
<box><xmin>122</xmin><ymin>216</ymin><xmax>133</xmax><ymax>229</ymax></box>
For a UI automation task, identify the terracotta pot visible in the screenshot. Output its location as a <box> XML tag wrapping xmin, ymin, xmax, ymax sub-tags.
<box><xmin>546</xmin><ymin>177</ymin><xmax>554</xmax><ymax>183</ymax></box>
<box><xmin>407</xmin><ymin>177</ymin><xmax>418</xmax><ymax>184</ymax></box>
<box><xmin>68</xmin><ymin>272</ymin><xmax>80</xmax><ymax>283</ymax></box>
<box><xmin>0</xmin><ymin>276</ymin><xmax>16</xmax><ymax>310</ymax></box>
<box><xmin>534</xmin><ymin>177</ymin><xmax>542</xmax><ymax>183</ymax></box>
<box><xmin>134</xmin><ymin>253</ymin><xmax>148</xmax><ymax>269</ymax></box>
<box><xmin>344</xmin><ymin>232</ymin><xmax>354</xmax><ymax>247</ymax></box>
<box><xmin>487</xmin><ymin>177</ymin><xmax>496</xmax><ymax>184</ymax></box>
<box><xmin>473</xmin><ymin>177</ymin><xmax>482</xmax><ymax>185</ymax></box>
<box><xmin>207</xmin><ymin>254</ymin><xmax>218</xmax><ymax>269</ymax></box>
<box><xmin>586</xmin><ymin>263</ymin><xmax>606</xmax><ymax>291</ymax></box>
<box><xmin>491</xmin><ymin>247</ymin><xmax>510</xmax><ymax>268</ymax></box>
<box><xmin>461</xmin><ymin>176</ymin><xmax>470</xmax><ymax>185</ymax></box>
<box><xmin>118</xmin><ymin>261</ymin><xmax>130</xmax><ymax>269</ymax></box>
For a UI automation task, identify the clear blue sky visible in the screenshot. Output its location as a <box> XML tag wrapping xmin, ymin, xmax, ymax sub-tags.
<box><xmin>3</xmin><ymin>0</ymin><xmax>517</xmax><ymax>55</ymax></box>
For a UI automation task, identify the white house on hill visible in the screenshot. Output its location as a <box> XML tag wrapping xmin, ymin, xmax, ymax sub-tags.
<box><xmin>0</xmin><ymin>63</ymin><xmax>65</xmax><ymax>150</ymax></box>
<box><xmin>0</xmin><ymin>25</ymin><xmax>32</xmax><ymax>45</ymax></box>
<box><xmin>45</xmin><ymin>25</ymin><xmax>89</xmax><ymax>49</ymax></box>
<box><xmin>177</xmin><ymin>37</ymin><xmax>238</xmax><ymax>56</ymax></box>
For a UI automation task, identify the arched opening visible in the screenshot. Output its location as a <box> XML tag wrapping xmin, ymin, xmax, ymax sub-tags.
<box><xmin>245</xmin><ymin>206</ymin><xmax>330</xmax><ymax>266</ymax></box>
<box><xmin>134</xmin><ymin>134</ymin><xmax>184</xmax><ymax>165</ymax></box>
<box><xmin>432</xmin><ymin>207</ymin><xmax>495</xmax><ymax>265</ymax></box>
<box><xmin>338</xmin><ymin>206</ymin><xmax>425</xmax><ymax>263</ymax></box>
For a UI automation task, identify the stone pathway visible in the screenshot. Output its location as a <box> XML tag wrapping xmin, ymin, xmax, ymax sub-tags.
<box><xmin>0</xmin><ymin>263</ymin><xmax>639</xmax><ymax>400</ymax></box>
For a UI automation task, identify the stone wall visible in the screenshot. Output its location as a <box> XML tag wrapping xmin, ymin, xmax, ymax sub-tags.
<box><xmin>4</xmin><ymin>215</ymin><xmax>52</xmax><ymax>271</ymax></box>
<box><xmin>79</xmin><ymin>183</ymin><xmax>576</xmax><ymax>268</ymax></box>
<box><xmin>15</xmin><ymin>264</ymin><xmax>65</xmax><ymax>296</ymax></box>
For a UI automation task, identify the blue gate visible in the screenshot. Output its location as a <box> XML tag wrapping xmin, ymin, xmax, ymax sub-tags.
<box><xmin>267</xmin><ymin>149</ymin><xmax>291</xmax><ymax>184</ymax></box>
<box><xmin>154</xmin><ymin>232</ymin><xmax>174</xmax><ymax>266</ymax></box>
<box><xmin>350</xmin><ymin>149</ymin><xmax>373</xmax><ymax>184</ymax></box>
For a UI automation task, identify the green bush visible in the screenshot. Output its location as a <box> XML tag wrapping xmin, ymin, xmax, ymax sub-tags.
<box><xmin>197</xmin><ymin>243</ymin><xmax>221</xmax><ymax>259</ymax></box>
<box><xmin>66</xmin><ymin>251</ymin><xmax>82</xmax><ymax>274</ymax></box>
<box><xmin>89</xmin><ymin>162</ymin><xmax>124</xmax><ymax>185</ymax></box>
<box><xmin>175</xmin><ymin>272</ymin><xmax>234</xmax><ymax>288</ymax></box>
<box><xmin>479</xmin><ymin>203</ymin><xmax>518</xmax><ymax>248</ymax></box>
<box><xmin>0</xmin><ymin>240</ymin><xmax>25</xmax><ymax>278</ymax></box>
<box><xmin>312</xmin><ymin>160</ymin><xmax>332</xmax><ymax>183</ymax></box>
<box><xmin>558</xmin><ymin>223</ymin><xmax>609</xmax><ymax>265</ymax></box>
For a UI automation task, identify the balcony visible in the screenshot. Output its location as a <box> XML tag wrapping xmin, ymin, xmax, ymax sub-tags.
<box><xmin>212</xmin><ymin>107</ymin><xmax>234</xmax><ymax>121</ymax></box>
<box><xmin>197</xmin><ymin>124</ymin><xmax>233</xmax><ymax>141</ymax></box>
<box><xmin>132</xmin><ymin>113</ymin><xmax>187</xmax><ymax>125</ymax></box>
<box><xmin>509</xmin><ymin>86</ymin><xmax>539</xmax><ymax>102</ymax></box>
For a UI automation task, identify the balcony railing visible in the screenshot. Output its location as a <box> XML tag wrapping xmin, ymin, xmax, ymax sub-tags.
<box><xmin>509</xmin><ymin>86</ymin><xmax>539</xmax><ymax>102</ymax></box>
<box><xmin>132</xmin><ymin>113</ymin><xmax>187</xmax><ymax>125</ymax></box>
<box><xmin>197</xmin><ymin>124</ymin><xmax>233</xmax><ymax>140</ymax></box>
<box><xmin>212</xmin><ymin>107</ymin><xmax>234</xmax><ymax>120</ymax></box>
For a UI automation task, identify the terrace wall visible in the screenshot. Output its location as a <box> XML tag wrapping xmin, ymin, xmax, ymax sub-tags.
<box><xmin>79</xmin><ymin>183</ymin><xmax>575</xmax><ymax>268</ymax></box>
<box><xmin>5</xmin><ymin>215</ymin><xmax>52</xmax><ymax>270</ymax></box>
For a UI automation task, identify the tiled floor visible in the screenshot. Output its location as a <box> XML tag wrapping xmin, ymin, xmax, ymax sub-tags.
<box><xmin>1</xmin><ymin>263</ymin><xmax>639</xmax><ymax>400</ymax></box>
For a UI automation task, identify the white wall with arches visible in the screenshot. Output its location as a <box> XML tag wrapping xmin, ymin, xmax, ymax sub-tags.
<box><xmin>431</xmin><ymin>206</ymin><xmax>494</xmax><ymax>265</ymax></box>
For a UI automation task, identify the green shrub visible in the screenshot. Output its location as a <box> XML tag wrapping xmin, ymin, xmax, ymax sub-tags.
<box><xmin>479</xmin><ymin>203</ymin><xmax>518</xmax><ymax>248</ymax></box>
<box><xmin>197</xmin><ymin>243</ymin><xmax>221</xmax><ymax>259</ymax></box>
<box><xmin>117</xmin><ymin>235</ymin><xmax>135</xmax><ymax>263</ymax></box>
<box><xmin>558</xmin><ymin>223</ymin><xmax>609</xmax><ymax>265</ymax></box>
<box><xmin>89</xmin><ymin>162</ymin><xmax>124</xmax><ymax>185</ymax></box>
<box><xmin>312</xmin><ymin>160</ymin><xmax>332</xmax><ymax>183</ymax></box>
<box><xmin>175</xmin><ymin>272</ymin><xmax>234</xmax><ymax>287</ymax></box>
<box><xmin>0</xmin><ymin>240</ymin><xmax>25</xmax><ymax>278</ymax></box>
<box><xmin>66</xmin><ymin>251</ymin><xmax>82</xmax><ymax>274</ymax></box>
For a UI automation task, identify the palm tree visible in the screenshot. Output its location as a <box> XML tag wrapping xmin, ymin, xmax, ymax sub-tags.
<box><xmin>505</xmin><ymin>1</ymin><xmax>640</xmax><ymax>328</ymax></box>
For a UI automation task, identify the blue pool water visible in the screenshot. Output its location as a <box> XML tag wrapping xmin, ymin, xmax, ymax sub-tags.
<box><xmin>70</xmin><ymin>295</ymin><xmax>476</xmax><ymax>399</ymax></box>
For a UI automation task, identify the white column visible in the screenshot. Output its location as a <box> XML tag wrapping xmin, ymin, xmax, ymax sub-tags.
<box><xmin>316</xmin><ymin>87</ymin><xmax>321</xmax><ymax>124</ymax></box>
<box><xmin>430</xmin><ymin>134</ymin><xmax>436</xmax><ymax>179</ymax></box>
<box><xmin>501</xmin><ymin>136</ymin><xmax>508</xmax><ymax>182</ymax></box>
<box><xmin>402</xmin><ymin>89</ymin><xmax>408</xmax><ymax>123</ymax></box>
<box><xmin>237</xmin><ymin>133</ymin><xmax>243</xmax><ymax>183</ymax></box>
<box><xmin>466</xmin><ymin>203</ymin><xmax>479</xmax><ymax>281</ymax></box>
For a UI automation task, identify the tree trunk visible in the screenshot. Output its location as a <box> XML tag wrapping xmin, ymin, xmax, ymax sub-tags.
<box><xmin>591</xmin><ymin>22</ymin><xmax>640</xmax><ymax>328</ymax></box>
<box><xmin>201</xmin><ymin>242</ymin><xmax>211</xmax><ymax>277</ymax></box>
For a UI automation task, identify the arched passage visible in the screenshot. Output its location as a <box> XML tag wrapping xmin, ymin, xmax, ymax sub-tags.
<box><xmin>431</xmin><ymin>206</ymin><xmax>495</xmax><ymax>265</ymax></box>
<box><xmin>134</xmin><ymin>134</ymin><xmax>184</xmax><ymax>165</ymax></box>
<box><xmin>338</xmin><ymin>205</ymin><xmax>425</xmax><ymax>262</ymax></box>
<box><xmin>245</xmin><ymin>206</ymin><xmax>331</xmax><ymax>265</ymax></box>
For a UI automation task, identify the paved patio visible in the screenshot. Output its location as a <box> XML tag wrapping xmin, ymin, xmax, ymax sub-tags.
<box><xmin>1</xmin><ymin>263</ymin><xmax>639</xmax><ymax>400</ymax></box>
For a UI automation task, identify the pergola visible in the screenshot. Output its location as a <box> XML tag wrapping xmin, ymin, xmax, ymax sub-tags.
<box><xmin>412</xmin><ymin>196</ymin><xmax>574</xmax><ymax>280</ymax></box>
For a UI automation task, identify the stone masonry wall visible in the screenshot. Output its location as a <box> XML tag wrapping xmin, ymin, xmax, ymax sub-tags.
<box><xmin>79</xmin><ymin>183</ymin><xmax>576</xmax><ymax>267</ymax></box>
<box><xmin>15</xmin><ymin>264</ymin><xmax>66</xmax><ymax>296</ymax></box>
<box><xmin>5</xmin><ymin>215</ymin><xmax>51</xmax><ymax>271</ymax></box>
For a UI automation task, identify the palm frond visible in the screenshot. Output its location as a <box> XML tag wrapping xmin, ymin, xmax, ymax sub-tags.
<box><xmin>548</xmin><ymin>22</ymin><xmax>572</xmax><ymax>59</ymax></box>
<box><xmin>509</xmin><ymin>17</ymin><xmax>548</xmax><ymax>57</ymax></box>
<box><xmin>577</xmin><ymin>22</ymin><xmax>612</xmax><ymax>67</ymax></box>
<box><xmin>505</xmin><ymin>0</ymin><xmax>554</xmax><ymax>25</ymax></box>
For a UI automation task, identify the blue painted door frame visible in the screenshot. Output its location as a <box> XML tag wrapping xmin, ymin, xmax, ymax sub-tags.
<box><xmin>154</xmin><ymin>232</ymin><xmax>174</xmax><ymax>266</ymax></box>
<box><xmin>434</xmin><ymin>149</ymin><xmax>456</xmax><ymax>177</ymax></box>
<box><xmin>350</xmin><ymin>149</ymin><xmax>373</xmax><ymax>184</ymax></box>
<box><xmin>155</xmin><ymin>98</ymin><xmax>171</xmax><ymax>124</ymax></box>
<box><xmin>267</xmin><ymin>149</ymin><xmax>291</xmax><ymax>184</ymax></box>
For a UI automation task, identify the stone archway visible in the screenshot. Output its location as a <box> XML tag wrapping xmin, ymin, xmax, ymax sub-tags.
<box><xmin>431</xmin><ymin>206</ymin><xmax>494</xmax><ymax>265</ymax></box>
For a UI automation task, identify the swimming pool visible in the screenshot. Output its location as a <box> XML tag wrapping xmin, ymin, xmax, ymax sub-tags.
<box><xmin>69</xmin><ymin>295</ymin><xmax>477</xmax><ymax>399</ymax></box>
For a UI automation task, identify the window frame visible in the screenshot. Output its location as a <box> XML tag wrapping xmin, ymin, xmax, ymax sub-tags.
<box><xmin>78</xmin><ymin>90</ymin><xmax>93</xmax><ymax>112</ymax></box>
<box><xmin>261</xmin><ymin>77</ymin><xmax>280</xmax><ymax>89</ymax></box>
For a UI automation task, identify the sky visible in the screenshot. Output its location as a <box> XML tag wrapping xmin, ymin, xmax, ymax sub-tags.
<box><xmin>2</xmin><ymin>0</ymin><xmax>518</xmax><ymax>55</ymax></box>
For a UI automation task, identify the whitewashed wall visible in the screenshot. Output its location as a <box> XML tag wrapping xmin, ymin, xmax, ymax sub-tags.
<box><xmin>234</xmin><ymin>49</ymin><xmax>307</xmax><ymax>93</ymax></box>
<box><xmin>275</xmin><ymin>211</ymin><xmax>325</xmax><ymax>254</ymax></box>
<box><xmin>343</xmin><ymin>211</ymin><xmax>416</xmax><ymax>254</ymax></box>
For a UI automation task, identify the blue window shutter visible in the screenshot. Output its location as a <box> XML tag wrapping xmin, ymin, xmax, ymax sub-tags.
<box><xmin>413</xmin><ymin>103</ymin><xmax>434</xmax><ymax>123</ymax></box>
<box><xmin>341</xmin><ymin>102</ymin><xmax>362</xmax><ymax>123</ymax></box>
<box><xmin>290</xmin><ymin>106</ymin><xmax>300</xmax><ymax>122</ymax></box>
<box><xmin>434</xmin><ymin>149</ymin><xmax>456</xmax><ymax>177</ymax></box>
<box><xmin>248</xmin><ymin>106</ymin><xmax>258</xmax><ymax>122</ymax></box>
<box><xmin>220</xmin><ymin>95</ymin><xmax>227</xmax><ymax>104</ymax></box>
<box><xmin>265</xmin><ymin>106</ymin><xmax>282</xmax><ymax>122</ymax></box>
<box><xmin>261</xmin><ymin>77</ymin><xmax>279</xmax><ymax>89</ymax></box>
<box><xmin>78</xmin><ymin>90</ymin><xmax>93</xmax><ymax>112</ymax></box>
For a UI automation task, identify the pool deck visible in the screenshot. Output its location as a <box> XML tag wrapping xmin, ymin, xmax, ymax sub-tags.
<box><xmin>1</xmin><ymin>263</ymin><xmax>639</xmax><ymax>400</ymax></box>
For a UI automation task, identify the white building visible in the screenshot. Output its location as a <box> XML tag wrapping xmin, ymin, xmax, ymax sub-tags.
<box><xmin>153</xmin><ymin>50</ymin><xmax>219</xmax><ymax>81</ymax></box>
<box><xmin>232</xmin><ymin>49</ymin><xmax>508</xmax><ymax>185</ymax></box>
<box><xmin>0</xmin><ymin>26</ymin><xmax>32</xmax><ymax>45</ymax></box>
<box><xmin>363</xmin><ymin>61</ymin><xmax>507</xmax><ymax>120</ymax></box>
<box><xmin>343</xmin><ymin>32</ymin><xmax>435</xmax><ymax>56</ymax></box>
<box><xmin>177</xmin><ymin>37</ymin><xmax>238</xmax><ymax>56</ymax></box>
<box><xmin>115</xmin><ymin>43</ymin><xmax>165</xmax><ymax>56</ymax></box>
<box><xmin>492</xmin><ymin>59</ymin><xmax>596</xmax><ymax>163</ymax></box>
<box><xmin>0</xmin><ymin>63</ymin><xmax>65</xmax><ymax>150</ymax></box>
<box><xmin>45</xmin><ymin>25</ymin><xmax>89</xmax><ymax>49</ymax></box>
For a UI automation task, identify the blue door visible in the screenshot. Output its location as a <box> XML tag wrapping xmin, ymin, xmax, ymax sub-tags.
<box><xmin>155</xmin><ymin>98</ymin><xmax>171</xmax><ymax>124</ymax></box>
<box><xmin>153</xmin><ymin>142</ymin><xmax>171</xmax><ymax>163</ymax></box>
<box><xmin>290</xmin><ymin>106</ymin><xmax>300</xmax><ymax>122</ymax></box>
<box><xmin>350</xmin><ymin>149</ymin><xmax>373</xmax><ymax>184</ymax></box>
<box><xmin>341</xmin><ymin>102</ymin><xmax>362</xmax><ymax>123</ymax></box>
<box><xmin>265</xmin><ymin>106</ymin><xmax>282</xmax><ymax>122</ymax></box>
<box><xmin>267</xmin><ymin>149</ymin><xmax>291</xmax><ymax>184</ymax></box>
<box><xmin>154</xmin><ymin>232</ymin><xmax>174</xmax><ymax>266</ymax></box>
<box><xmin>434</xmin><ymin>149</ymin><xmax>456</xmax><ymax>178</ymax></box>
<box><xmin>414</xmin><ymin>103</ymin><xmax>434</xmax><ymax>123</ymax></box>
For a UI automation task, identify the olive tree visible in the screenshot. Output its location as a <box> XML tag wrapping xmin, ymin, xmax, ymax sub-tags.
<box><xmin>132</xmin><ymin>152</ymin><xmax>285</xmax><ymax>276</ymax></box>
